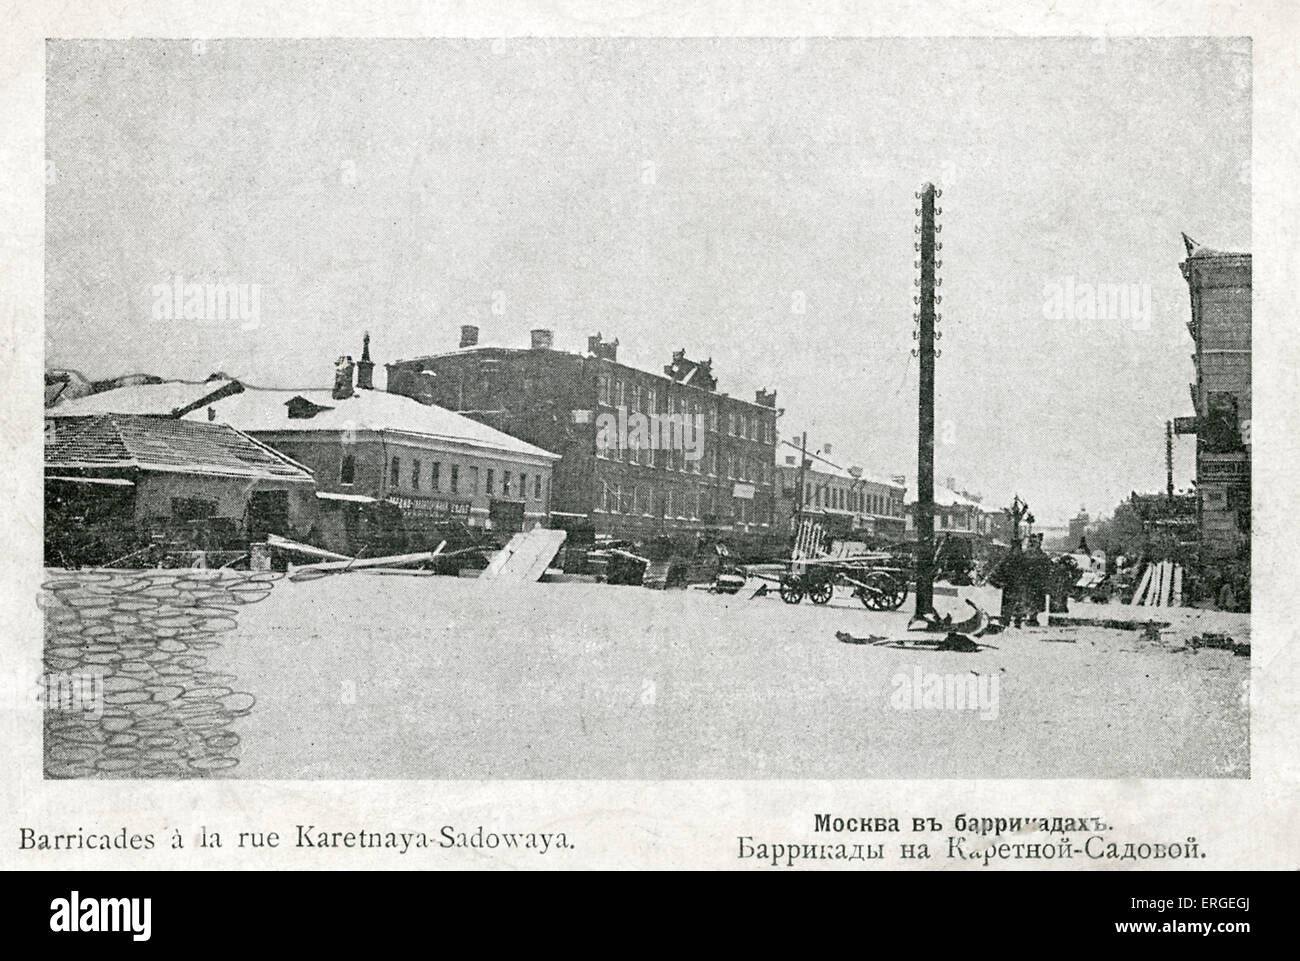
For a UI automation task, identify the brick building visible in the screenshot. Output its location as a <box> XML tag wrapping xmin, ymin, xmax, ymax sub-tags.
<box><xmin>385</xmin><ymin>327</ymin><xmax>779</xmax><ymax>542</ymax></box>
<box><xmin>1179</xmin><ymin>239</ymin><xmax>1251</xmax><ymax>560</ymax></box>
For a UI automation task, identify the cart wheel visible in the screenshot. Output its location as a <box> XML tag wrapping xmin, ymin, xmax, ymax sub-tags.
<box><xmin>860</xmin><ymin>572</ymin><xmax>907</xmax><ymax>611</ymax></box>
<box><xmin>808</xmin><ymin>579</ymin><xmax>834</xmax><ymax>605</ymax></box>
<box><xmin>779</xmin><ymin>575</ymin><xmax>805</xmax><ymax>605</ymax></box>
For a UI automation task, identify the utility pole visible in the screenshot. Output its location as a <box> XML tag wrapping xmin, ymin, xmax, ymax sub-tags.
<box><xmin>1165</xmin><ymin>419</ymin><xmax>1175</xmax><ymax>502</ymax></box>
<box><xmin>913</xmin><ymin>183</ymin><xmax>941</xmax><ymax>616</ymax></box>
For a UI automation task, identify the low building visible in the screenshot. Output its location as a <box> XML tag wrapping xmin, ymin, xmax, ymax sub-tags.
<box><xmin>774</xmin><ymin>443</ymin><xmax>907</xmax><ymax>543</ymax></box>
<box><xmin>385</xmin><ymin>326</ymin><xmax>779</xmax><ymax>544</ymax></box>
<box><xmin>44</xmin><ymin>413</ymin><xmax>316</xmax><ymax>567</ymax></box>
<box><xmin>185</xmin><ymin>345</ymin><xmax>559</xmax><ymax>553</ymax></box>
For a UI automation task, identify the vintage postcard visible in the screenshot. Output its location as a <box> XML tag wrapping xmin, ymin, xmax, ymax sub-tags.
<box><xmin>2</xmin><ymin>1</ymin><xmax>1297</xmax><ymax>872</ymax></box>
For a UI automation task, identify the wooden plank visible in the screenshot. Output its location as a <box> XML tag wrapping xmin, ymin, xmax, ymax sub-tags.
<box><xmin>479</xmin><ymin>529</ymin><xmax>568</xmax><ymax>584</ymax></box>
<box><xmin>1130</xmin><ymin>563</ymin><xmax>1153</xmax><ymax>606</ymax></box>
<box><xmin>1160</xmin><ymin>561</ymin><xmax>1174</xmax><ymax>608</ymax></box>
<box><xmin>1172</xmin><ymin>564</ymin><xmax>1184</xmax><ymax>607</ymax></box>
<box><xmin>266</xmin><ymin>533</ymin><xmax>352</xmax><ymax>562</ymax></box>
<box><xmin>291</xmin><ymin>542</ymin><xmax>445</xmax><ymax>574</ymax></box>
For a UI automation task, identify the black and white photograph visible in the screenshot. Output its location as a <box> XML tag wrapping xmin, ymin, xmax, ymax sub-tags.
<box><xmin>38</xmin><ymin>35</ymin><xmax>1252</xmax><ymax>781</ymax></box>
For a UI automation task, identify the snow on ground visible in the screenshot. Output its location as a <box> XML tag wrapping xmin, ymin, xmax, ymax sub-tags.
<box><xmin>211</xmin><ymin>574</ymin><xmax>1249</xmax><ymax>779</ymax></box>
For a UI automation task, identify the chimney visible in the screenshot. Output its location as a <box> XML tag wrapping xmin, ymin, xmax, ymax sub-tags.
<box><xmin>530</xmin><ymin>328</ymin><xmax>553</xmax><ymax>350</ymax></box>
<box><xmin>587</xmin><ymin>332</ymin><xmax>618</xmax><ymax>362</ymax></box>
<box><xmin>333</xmin><ymin>356</ymin><xmax>355</xmax><ymax>400</ymax></box>
<box><xmin>822</xmin><ymin>443</ymin><xmax>833</xmax><ymax>456</ymax></box>
<box><xmin>945</xmin><ymin>476</ymin><xmax>957</xmax><ymax>491</ymax></box>
<box><xmin>356</xmin><ymin>332</ymin><xmax>375</xmax><ymax>390</ymax></box>
<box><xmin>755</xmin><ymin>388</ymin><xmax>777</xmax><ymax>408</ymax></box>
<box><xmin>459</xmin><ymin>325</ymin><xmax>479</xmax><ymax>349</ymax></box>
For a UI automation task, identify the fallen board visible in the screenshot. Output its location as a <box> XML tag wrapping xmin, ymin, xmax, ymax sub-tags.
<box><xmin>265</xmin><ymin>533</ymin><xmax>352</xmax><ymax>562</ymax></box>
<box><xmin>478</xmin><ymin>529</ymin><xmax>568</xmax><ymax>584</ymax></box>
<box><xmin>290</xmin><ymin>542</ymin><xmax>445</xmax><ymax>574</ymax></box>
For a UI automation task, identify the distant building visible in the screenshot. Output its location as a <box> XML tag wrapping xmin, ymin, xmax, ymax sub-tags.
<box><xmin>385</xmin><ymin>327</ymin><xmax>779</xmax><ymax>542</ymax></box>
<box><xmin>904</xmin><ymin>482</ymin><xmax>998</xmax><ymax>543</ymax></box>
<box><xmin>44</xmin><ymin>413</ymin><xmax>315</xmax><ymax>566</ymax></box>
<box><xmin>773</xmin><ymin>444</ymin><xmax>907</xmax><ymax>542</ymax></box>
<box><xmin>1179</xmin><ymin>238</ymin><xmax>1251</xmax><ymax>560</ymax></box>
<box><xmin>1068</xmin><ymin>508</ymin><xmax>1091</xmax><ymax>549</ymax></box>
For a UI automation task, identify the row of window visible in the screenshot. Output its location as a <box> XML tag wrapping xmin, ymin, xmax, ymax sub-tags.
<box><xmin>595</xmin><ymin>373</ymin><xmax>776</xmax><ymax>443</ymax></box>
<box><xmin>595</xmin><ymin>481</ymin><xmax>773</xmax><ymax>525</ymax></box>
<box><xmin>338</xmin><ymin>453</ymin><xmax>545</xmax><ymax>502</ymax></box>
<box><xmin>804</xmin><ymin>483</ymin><xmax>902</xmax><ymax>517</ymax></box>
<box><xmin>596</xmin><ymin>442</ymin><xmax>774</xmax><ymax>484</ymax></box>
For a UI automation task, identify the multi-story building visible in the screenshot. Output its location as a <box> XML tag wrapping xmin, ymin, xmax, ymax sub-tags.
<box><xmin>773</xmin><ymin>443</ymin><xmax>907</xmax><ymax>542</ymax></box>
<box><xmin>385</xmin><ymin>327</ymin><xmax>779</xmax><ymax>541</ymax></box>
<box><xmin>1179</xmin><ymin>239</ymin><xmax>1251</xmax><ymax>561</ymax></box>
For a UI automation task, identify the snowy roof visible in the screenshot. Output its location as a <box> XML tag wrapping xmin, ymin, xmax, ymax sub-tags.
<box><xmin>184</xmin><ymin>387</ymin><xmax>559</xmax><ymax>462</ymax></box>
<box><xmin>44</xmin><ymin>414</ymin><xmax>314</xmax><ymax>482</ymax></box>
<box><xmin>774</xmin><ymin>445</ymin><xmax>904</xmax><ymax>490</ymax></box>
<box><xmin>912</xmin><ymin>485</ymin><xmax>986</xmax><ymax>510</ymax></box>
<box><xmin>45</xmin><ymin>378</ymin><xmax>241</xmax><ymax>418</ymax></box>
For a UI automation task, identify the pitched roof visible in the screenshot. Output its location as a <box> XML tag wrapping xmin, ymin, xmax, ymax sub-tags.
<box><xmin>45</xmin><ymin>414</ymin><xmax>314</xmax><ymax>482</ymax></box>
<box><xmin>44</xmin><ymin>378</ymin><xmax>242</xmax><ymax>418</ymax></box>
<box><xmin>184</xmin><ymin>387</ymin><xmax>560</xmax><ymax>461</ymax></box>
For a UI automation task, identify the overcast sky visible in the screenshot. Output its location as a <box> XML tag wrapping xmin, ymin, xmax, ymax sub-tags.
<box><xmin>46</xmin><ymin>38</ymin><xmax>1249</xmax><ymax>524</ymax></box>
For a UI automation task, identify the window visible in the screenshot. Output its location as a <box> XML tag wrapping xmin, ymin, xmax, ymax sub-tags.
<box><xmin>739</xmin><ymin>413</ymin><xmax>747</xmax><ymax>438</ymax></box>
<box><xmin>614</xmin><ymin>380</ymin><xmax>625</xmax><ymax>410</ymax></box>
<box><xmin>666</xmin><ymin>489</ymin><xmax>674</xmax><ymax>518</ymax></box>
<box><xmin>431</xmin><ymin>462</ymin><xmax>441</xmax><ymax>491</ymax></box>
<box><xmin>340</xmin><ymin>454</ymin><xmax>356</xmax><ymax>485</ymax></box>
<box><xmin>709</xmin><ymin>404</ymin><xmax>718</xmax><ymax>432</ymax></box>
<box><xmin>750</xmin><ymin>417</ymin><xmax>758</xmax><ymax>441</ymax></box>
<box><xmin>646</xmin><ymin>387</ymin><xmax>656</xmax><ymax>413</ymax></box>
<box><xmin>503</xmin><ymin>472</ymin><xmax>511</xmax><ymax>497</ymax></box>
<box><xmin>598</xmin><ymin>373</ymin><xmax>611</xmax><ymax>406</ymax></box>
<box><xmin>485</xmin><ymin>468</ymin><xmax>494</xmax><ymax>496</ymax></box>
<box><xmin>467</xmin><ymin>466</ymin><xmax>479</xmax><ymax>495</ymax></box>
<box><xmin>728</xmin><ymin>412</ymin><xmax>736</xmax><ymax>435</ymax></box>
<box><xmin>535</xmin><ymin>474</ymin><xmax>543</xmax><ymax>499</ymax></box>
<box><xmin>519</xmin><ymin>473</ymin><xmax>527</xmax><ymax>499</ymax></box>
<box><xmin>450</xmin><ymin>464</ymin><xmax>459</xmax><ymax>494</ymax></box>
<box><xmin>412</xmin><ymin>459</ymin><xmax>421</xmax><ymax>490</ymax></box>
<box><xmin>391</xmin><ymin>457</ymin><xmax>401</xmax><ymax>489</ymax></box>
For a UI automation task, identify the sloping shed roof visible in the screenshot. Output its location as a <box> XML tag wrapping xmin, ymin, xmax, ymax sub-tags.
<box><xmin>45</xmin><ymin>414</ymin><xmax>314</xmax><ymax>482</ymax></box>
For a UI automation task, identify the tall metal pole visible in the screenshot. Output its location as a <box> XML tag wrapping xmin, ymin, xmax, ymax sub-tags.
<box><xmin>914</xmin><ymin>183</ymin><xmax>939</xmax><ymax>616</ymax></box>
<box><xmin>795</xmin><ymin>431</ymin><xmax>808</xmax><ymax>534</ymax></box>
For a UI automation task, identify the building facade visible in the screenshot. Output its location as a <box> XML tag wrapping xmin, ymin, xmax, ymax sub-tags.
<box><xmin>904</xmin><ymin>484</ymin><xmax>999</xmax><ymax>543</ymax></box>
<box><xmin>386</xmin><ymin>328</ymin><xmax>779</xmax><ymax>542</ymax></box>
<box><xmin>1180</xmin><ymin>241</ymin><xmax>1251</xmax><ymax>561</ymax></box>
<box><xmin>186</xmin><ymin>352</ymin><xmax>559</xmax><ymax>552</ymax></box>
<box><xmin>774</xmin><ymin>444</ymin><xmax>907</xmax><ymax>543</ymax></box>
